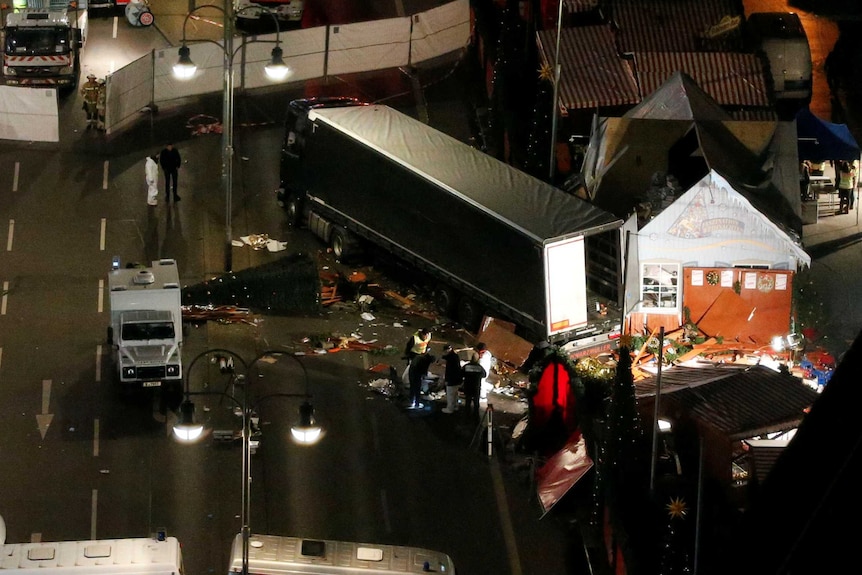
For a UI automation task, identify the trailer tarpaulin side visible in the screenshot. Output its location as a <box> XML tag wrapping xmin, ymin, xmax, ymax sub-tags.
<box><xmin>309</xmin><ymin>105</ymin><xmax>622</xmax><ymax>240</ymax></box>
<box><xmin>0</xmin><ymin>86</ymin><xmax>58</xmax><ymax>142</ymax></box>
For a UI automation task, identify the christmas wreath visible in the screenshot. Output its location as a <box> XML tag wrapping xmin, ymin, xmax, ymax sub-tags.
<box><xmin>706</xmin><ymin>270</ymin><xmax>720</xmax><ymax>286</ymax></box>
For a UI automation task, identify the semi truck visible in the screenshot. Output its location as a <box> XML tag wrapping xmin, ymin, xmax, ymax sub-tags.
<box><xmin>107</xmin><ymin>259</ymin><xmax>183</xmax><ymax>389</ymax></box>
<box><xmin>1</xmin><ymin>5</ymin><xmax>86</xmax><ymax>88</ymax></box>
<box><xmin>276</xmin><ymin>99</ymin><xmax>624</xmax><ymax>355</ymax></box>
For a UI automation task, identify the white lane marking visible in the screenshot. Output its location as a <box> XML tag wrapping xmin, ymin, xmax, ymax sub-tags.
<box><xmin>96</xmin><ymin>345</ymin><xmax>102</xmax><ymax>383</ymax></box>
<box><xmin>491</xmin><ymin>459</ymin><xmax>522</xmax><ymax>575</ymax></box>
<box><xmin>97</xmin><ymin>279</ymin><xmax>104</xmax><ymax>313</ymax></box>
<box><xmin>37</xmin><ymin>379</ymin><xmax>53</xmax><ymax>440</ymax></box>
<box><xmin>112</xmin><ymin>16</ymin><xmax>118</xmax><ymax>39</ymax></box>
<box><xmin>100</xmin><ymin>218</ymin><xmax>106</xmax><ymax>251</ymax></box>
<box><xmin>380</xmin><ymin>489</ymin><xmax>392</xmax><ymax>533</ymax></box>
<box><xmin>93</xmin><ymin>418</ymin><xmax>100</xmax><ymax>457</ymax></box>
<box><xmin>1</xmin><ymin>281</ymin><xmax>8</xmax><ymax>315</ymax></box>
<box><xmin>102</xmin><ymin>161</ymin><xmax>109</xmax><ymax>190</ymax></box>
<box><xmin>91</xmin><ymin>489</ymin><xmax>98</xmax><ymax>539</ymax></box>
<box><xmin>30</xmin><ymin>533</ymin><xmax>41</xmax><ymax>543</ymax></box>
<box><xmin>6</xmin><ymin>219</ymin><xmax>13</xmax><ymax>251</ymax></box>
<box><xmin>12</xmin><ymin>162</ymin><xmax>19</xmax><ymax>192</ymax></box>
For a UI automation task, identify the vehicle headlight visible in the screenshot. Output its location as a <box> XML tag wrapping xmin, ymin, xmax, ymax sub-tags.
<box><xmin>122</xmin><ymin>366</ymin><xmax>137</xmax><ymax>379</ymax></box>
<box><xmin>166</xmin><ymin>364</ymin><xmax>180</xmax><ymax>377</ymax></box>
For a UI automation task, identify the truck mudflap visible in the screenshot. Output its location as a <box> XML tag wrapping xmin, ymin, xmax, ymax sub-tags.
<box><xmin>561</xmin><ymin>330</ymin><xmax>621</xmax><ymax>360</ymax></box>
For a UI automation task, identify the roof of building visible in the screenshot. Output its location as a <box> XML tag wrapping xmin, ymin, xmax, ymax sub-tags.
<box><xmin>607</xmin><ymin>0</ymin><xmax>745</xmax><ymax>53</ymax></box>
<box><xmin>635</xmin><ymin>52</ymin><xmax>770</xmax><ymax>109</ymax></box>
<box><xmin>635</xmin><ymin>363</ymin><xmax>818</xmax><ymax>440</ymax></box>
<box><xmin>537</xmin><ymin>26</ymin><xmax>641</xmax><ymax>110</ymax></box>
<box><xmin>743</xmin><ymin>330</ymin><xmax>862</xmax><ymax>574</ymax></box>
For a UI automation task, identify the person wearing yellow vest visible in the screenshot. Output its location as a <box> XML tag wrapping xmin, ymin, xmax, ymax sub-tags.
<box><xmin>401</xmin><ymin>328</ymin><xmax>431</xmax><ymax>387</ymax></box>
<box><xmin>837</xmin><ymin>160</ymin><xmax>855</xmax><ymax>214</ymax></box>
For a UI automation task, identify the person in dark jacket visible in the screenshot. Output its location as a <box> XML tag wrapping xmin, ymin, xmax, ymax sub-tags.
<box><xmin>159</xmin><ymin>143</ymin><xmax>182</xmax><ymax>202</ymax></box>
<box><xmin>462</xmin><ymin>356</ymin><xmax>486</xmax><ymax>420</ymax></box>
<box><xmin>408</xmin><ymin>351</ymin><xmax>435</xmax><ymax>409</ymax></box>
<box><xmin>441</xmin><ymin>345</ymin><xmax>462</xmax><ymax>414</ymax></box>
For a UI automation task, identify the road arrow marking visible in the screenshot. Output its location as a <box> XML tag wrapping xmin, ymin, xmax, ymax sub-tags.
<box><xmin>36</xmin><ymin>379</ymin><xmax>53</xmax><ymax>440</ymax></box>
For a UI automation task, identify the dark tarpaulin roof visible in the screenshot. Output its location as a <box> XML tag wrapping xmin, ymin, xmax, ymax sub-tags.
<box><xmin>626</xmin><ymin>71</ymin><xmax>732</xmax><ymax>121</ymax></box>
<box><xmin>796</xmin><ymin>107</ymin><xmax>861</xmax><ymax>162</ymax></box>
<box><xmin>311</xmin><ymin>105</ymin><xmax>622</xmax><ymax>241</ymax></box>
<box><xmin>635</xmin><ymin>364</ymin><xmax>817</xmax><ymax>440</ymax></box>
<box><xmin>596</xmin><ymin>72</ymin><xmax>803</xmax><ymax>236</ymax></box>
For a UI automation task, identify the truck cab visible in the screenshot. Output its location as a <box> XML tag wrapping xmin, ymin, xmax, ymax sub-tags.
<box><xmin>1</xmin><ymin>8</ymin><xmax>84</xmax><ymax>88</ymax></box>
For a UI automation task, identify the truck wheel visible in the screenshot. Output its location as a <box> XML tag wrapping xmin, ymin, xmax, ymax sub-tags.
<box><xmin>330</xmin><ymin>227</ymin><xmax>356</xmax><ymax>261</ymax></box>
<box><xmin>106</xmin><ymin>326</ymin><xmax>114</xmax><ymax>345</ymax></box>
<box><xmin>457</xmin><ymin>298</ymin><xmax>484</xmax><ymax>331</ymax></box>
<box><xmin>433</xmin><ymin>286</ymin><xmax>458</xmax><ymax>317</ymax></box>
<box><xmin>286</xmin><ymin>198</ymin><xmax>301</xmax><ymax>226</ymax></box>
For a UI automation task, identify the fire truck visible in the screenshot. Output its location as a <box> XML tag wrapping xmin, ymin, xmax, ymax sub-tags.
<box><xmin>1</xmin><ymin>4</ymin><xmax>85</xmax><ymax>89</ymax></box>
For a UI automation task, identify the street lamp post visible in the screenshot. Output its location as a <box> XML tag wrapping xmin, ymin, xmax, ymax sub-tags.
<box><xmin>173</xmin><ymin>5</ymin><xmax>290</xmax><ymax>272</ymax></box>
<box><xmin>172</xmin><ymin>348</ymin><xmax>322</xmax><ymax>575</ymax></box>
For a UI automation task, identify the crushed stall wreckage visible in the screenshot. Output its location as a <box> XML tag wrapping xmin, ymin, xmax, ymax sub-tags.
<box><xmin>182</xmin><ymin>304</ymin><xmax>253</xmax><ymax>324</ymax></box>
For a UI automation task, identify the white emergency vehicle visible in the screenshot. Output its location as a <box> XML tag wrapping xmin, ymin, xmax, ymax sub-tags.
<box><xmin>107</xmin><ymin>259</ymin><xmax>183</xmax><ymax>389</ymax></box>
<box><xmin>1</xmin><ymin>5</ymin><xmax>85</xmax><ymax>88</ymax></box>
<box><xmin>228</xmin><ymin>534</ymin><xmax>456</xmax><ymax>574</ymax></box>
<box><xmin>0</xmin><ymin>535</ymin><xmax>184</xmax><ymax>575</ymax></box>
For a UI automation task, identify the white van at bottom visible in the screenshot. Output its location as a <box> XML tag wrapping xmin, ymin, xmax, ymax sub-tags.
<box><xmin>229</xmin><ymin>533</ymin><xmax>455</xmax><ymax>574</ymax></box>
<box><xmin>0</xmin><ymin>535</ymin><xmax>183</xmax><ymax>575</ymax></box>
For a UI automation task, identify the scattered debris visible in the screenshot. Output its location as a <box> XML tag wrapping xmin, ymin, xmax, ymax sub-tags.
<box><xmin>238</xmin><ymin>234</ymin><xmax>288</xmax><ymax>252</ymax></box>
<box><xmin>186</xmin><ymin>114</ymin><xmax>222</xmax><ymax>135</ymax></box>
<box><xmin>182</xmin><ymin>304</ymin><xmax>253</xmax><ymax>324</ymax></box>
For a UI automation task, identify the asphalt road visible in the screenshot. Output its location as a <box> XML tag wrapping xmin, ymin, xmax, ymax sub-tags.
<box><xmin>0</xmin><ymin>5</ymin><xmax>575</xmax><ymax>575</ymax></box>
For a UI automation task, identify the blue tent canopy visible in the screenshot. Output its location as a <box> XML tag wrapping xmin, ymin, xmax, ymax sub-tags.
<box><xmin>796</xmin><ymin>107</ymin><xmax>860</xmax><ymax>162</ymax></box>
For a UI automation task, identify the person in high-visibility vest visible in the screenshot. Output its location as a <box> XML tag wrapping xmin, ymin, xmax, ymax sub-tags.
<box><xmin>401</xmin><ymin>328</ymin><xmax>431</xmax><ymax>385</ymax></box>
<box><xmin>80</xmin><ymin>74</ymin><xmax>100</xmax><ymax>127</ymax></box>
<box><xmin>837</xmin><ymin>160</ymin><xmax>855</xmax><ymax>215</ymax></box>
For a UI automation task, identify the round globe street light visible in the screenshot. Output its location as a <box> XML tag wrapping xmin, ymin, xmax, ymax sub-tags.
<box><xmin>172</xmin><ymin>349</ymin><xmax>322</xmax><ymax>575</ymax></box>
<box><xmin>172</xmin><ymin>3</ymin><xmax>292</xmax><ymax>272</ymax></box>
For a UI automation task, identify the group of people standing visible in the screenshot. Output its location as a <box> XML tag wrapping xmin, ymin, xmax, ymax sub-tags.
<box><xmin>403</xmin><ymin>328</ymin><xmax>493</xmax><ymax>420</ymax></box>
<box><xmin>145</xmin><ymin>144</ymin><xmax>183</xmax><ymax>206</ymax></box>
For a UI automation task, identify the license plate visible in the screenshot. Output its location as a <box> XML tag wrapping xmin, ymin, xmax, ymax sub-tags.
<box><xmin>142</xmin><ymin>380</ymin><xmax>162</xmax><ymax>388</ymax></box>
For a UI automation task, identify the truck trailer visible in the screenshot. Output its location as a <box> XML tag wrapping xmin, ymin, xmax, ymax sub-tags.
<box><xmin>107</xmin><ymin>259</ymin><xmax>182</xmax><ymax>389</ymax></box>
<box><xmin>1</xmin><ymin>5</ymin><xmax>86</xmax><ymax>88</ymax></box>
<box><xmin>277</xmin><ymin>99</ymin><xmax>624</xmax><ymax>354</ymax></box>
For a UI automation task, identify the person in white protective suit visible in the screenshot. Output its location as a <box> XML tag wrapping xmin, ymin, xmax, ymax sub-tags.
<box><xmin>145</xmin><ymin>154</ymin><xmax>159</xmax><ymax>206</ymax></box>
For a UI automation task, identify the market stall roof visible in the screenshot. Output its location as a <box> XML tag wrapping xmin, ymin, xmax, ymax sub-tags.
<box><xmin>744</xmin><ymin>331</ymin><xmax>862</xmax><ymax>574</ymax></box>
<box><xmin>635</xmin><ymin>364</ymin><xmax>818</xmax><ymax>440</ymax></box>
<box><xmin>608</xmin><ymin>0</ymin><xmax>745</xmax><ymax>53</ymax></box>
<box><xmin>635</xmin><ymin>52</ymin><xmax>770</xmax><ymax>109</ymax></box>
<box><xmin>796</xmin><ymin>107</ymin><xmax>861</xmax><ymax>162</ymax></box>
<box><xmin>536</xmin><ymin>26</ymin><xmax>640</xmax><ymax>110</ymax></box>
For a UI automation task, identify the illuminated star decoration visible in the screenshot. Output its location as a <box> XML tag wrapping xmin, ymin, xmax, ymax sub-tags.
<box><xmin>538</xmin><ymin>63</ymin><xmax>554</xmax><ymax>82</ymax></box>
<box><xmin>666</xmin><ymin>496</ymin><xmax>688</xmax><ymax>519</ymax></box>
